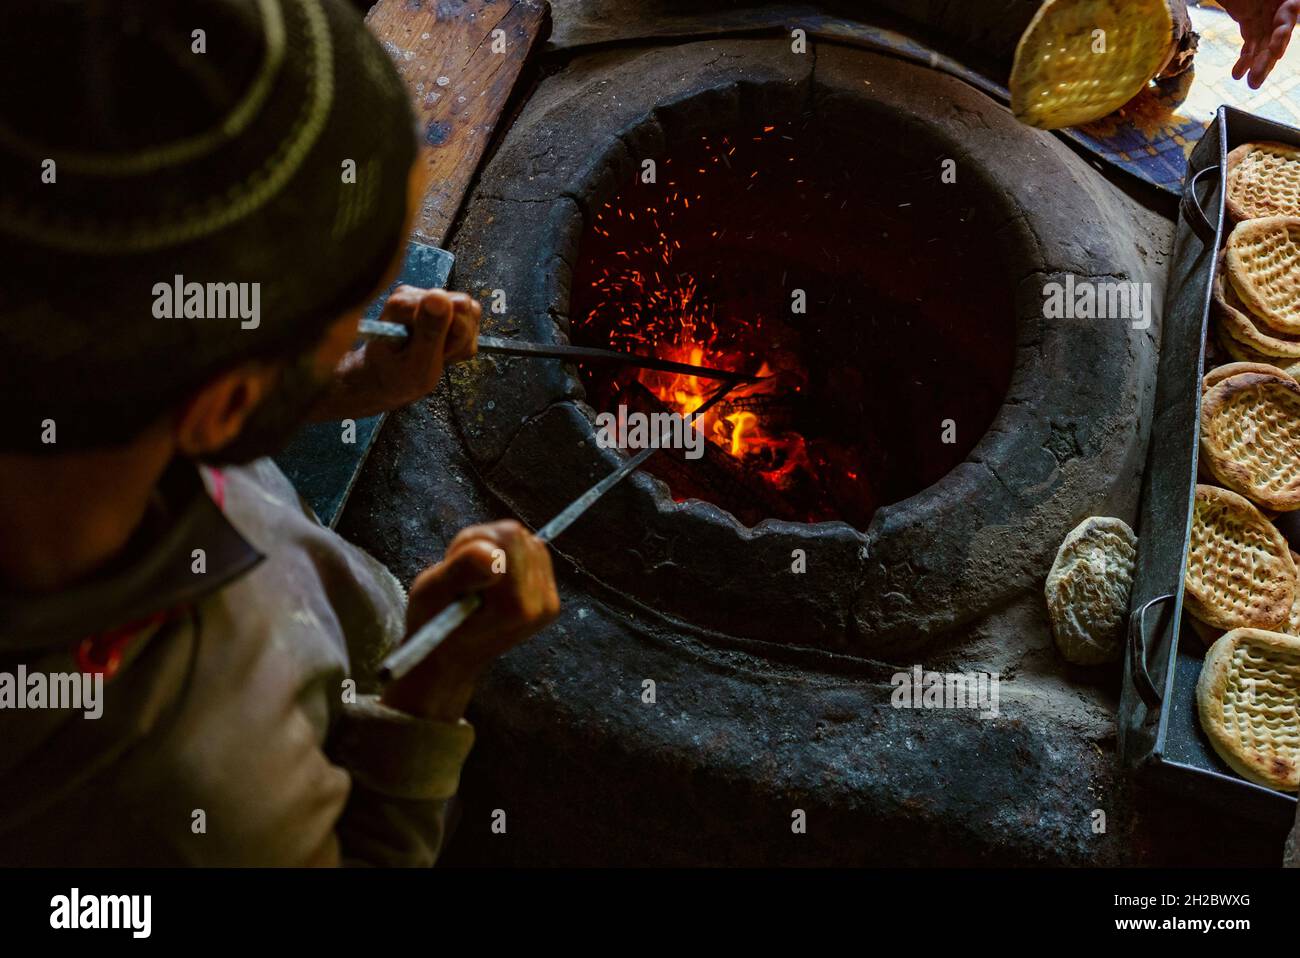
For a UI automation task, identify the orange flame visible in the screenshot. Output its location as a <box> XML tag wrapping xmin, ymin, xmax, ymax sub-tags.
<box><xmin>629</xmin><ymin>328</ymin><xmax>805</xmax><ymax>489</ymax></box>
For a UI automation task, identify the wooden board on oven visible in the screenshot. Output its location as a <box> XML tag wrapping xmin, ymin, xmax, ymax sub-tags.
<box><xmin>365</xmin><ymin>0</ymin><xmax>552</xmax><ymax>245</ymax></box>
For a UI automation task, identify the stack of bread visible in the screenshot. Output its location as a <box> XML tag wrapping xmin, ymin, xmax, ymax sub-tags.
<box><xmin>1192</xmin><ymin>143</ymin><xmax>1300</xmax><ymax>792</ymax></box>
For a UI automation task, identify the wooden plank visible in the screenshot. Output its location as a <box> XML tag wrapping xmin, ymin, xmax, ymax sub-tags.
<box><xmin>366</xmin><ymin>0</ymin><xmax>552</xmax><ymax>246</ymax></box>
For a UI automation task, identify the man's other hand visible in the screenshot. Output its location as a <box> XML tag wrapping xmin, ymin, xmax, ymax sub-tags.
<box><xmin>382</xmin><ymin>520</ymin><xmax>560</xmax><ymax>722</ymax></box>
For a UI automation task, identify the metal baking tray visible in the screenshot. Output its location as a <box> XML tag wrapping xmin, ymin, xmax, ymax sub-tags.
<box><xmin>1120</xmin><ymin>106</ymin><xmax>1300</xmax><ymax>826</ymax></box>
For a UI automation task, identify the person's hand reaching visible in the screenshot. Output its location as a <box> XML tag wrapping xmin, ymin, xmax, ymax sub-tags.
<box><xmin>1221</xmin><ymin>0</ymin><xmax>1300</xmax><ymax>88</ymax></box>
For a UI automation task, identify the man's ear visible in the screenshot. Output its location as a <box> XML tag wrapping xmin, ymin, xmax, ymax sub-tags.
<box><xmin>174</xmin><ymin>362</ymin><xmax>278</xmax><ymax>457</ymax></box>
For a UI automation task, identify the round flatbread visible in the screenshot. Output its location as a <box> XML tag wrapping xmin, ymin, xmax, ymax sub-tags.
<box><xmin>1197</xmin><ymin>627</ymin><xmax>1300</xmax><ymax>791</ymax></box>
<box><xmin>1227</xmin><ymin>141</ymin><xmax>1300</xmax><ymax>222</ymax></box>
<box><xmin>1283</xmin><ymin>551</ymin><xmax>1300</xmax><ymax>638</ymax></box>
<box><xmin>1200</xmin><ymin>370</ymin><xmax>1300</xmax><ymax>511</ymax></box>
<box><xmin>1214</xmin><ymin>253</ymin><xmax>1300</xmax><ymax>357</ymax></box>
<box><xmin>1215</xmin><ymin>322</ymin><xmax>1300</xmax><ymax>377</ymax></box>
<box><xmin>1184</xmin><ymin>484</ymin><xmax>1296</xmax><ymax>631</ymax></box>
<box><xmin>1009</xmin><ymin>0</ymin><xmax>1177</xmax><ymax>130</ymax></box>
<box><xmin>1224</xmin><ymin>216</ymin><xmax>1300</xmax><ymax>335</ymax></box>
<box><xmin>1203</xmin><ymin>361</ymin><xmax>1296</xmax><ymax>394</ymax></box>
<box><xmin>1044</xmin><ymin>516</ymin><xmax>1137</xmax><ymax>664</ymax></box>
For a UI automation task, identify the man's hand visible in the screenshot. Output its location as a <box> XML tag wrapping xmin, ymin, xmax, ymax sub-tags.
<box><xmin>313</xmin><ymin>287</ymin><xmax>481</xmax><ymax>421</ymax></box>
<box><xmin>1221</xmin><ymin>0</ymin><xmax>1300</xmax><ymax>88</ymax></box>
<box><xmin>381</xmin><ymin>520</ymin><xmax>560</xmax><ymax>722</ymax></box>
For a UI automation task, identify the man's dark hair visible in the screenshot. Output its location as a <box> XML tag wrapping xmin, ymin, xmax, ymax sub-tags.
<box><xmin>0</xmin><ymin>0</ymin><xmax>417</xmax><ymax>452</ymax></box>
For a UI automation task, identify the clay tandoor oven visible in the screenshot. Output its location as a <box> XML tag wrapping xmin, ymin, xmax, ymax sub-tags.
<box><xmin>342</xmin><ymin>39</ymin><xmax>1175</xmax><ymax>864</ymax></box>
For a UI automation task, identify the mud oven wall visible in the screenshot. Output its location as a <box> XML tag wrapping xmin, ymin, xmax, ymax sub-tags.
<box><xmin>341</xmin><ymin>39</ymin><xmax>1176</xmax><ymax>864</ymax></box>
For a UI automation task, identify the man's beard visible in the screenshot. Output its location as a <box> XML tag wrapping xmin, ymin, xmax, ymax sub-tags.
<box><xmin>199</xmin><ymin>351</ymin><xmax>332</xmax><ymax>466</ymax></box>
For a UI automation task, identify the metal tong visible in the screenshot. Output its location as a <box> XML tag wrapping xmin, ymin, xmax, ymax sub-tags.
<box><xmin>357</xmin><ymin>318</ymin><xmax>762</xmax><ymax>384</ymax></box>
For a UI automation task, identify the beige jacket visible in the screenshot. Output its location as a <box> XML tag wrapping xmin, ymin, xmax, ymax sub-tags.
<box><xmin>0</xmin><ymin>458</ymin><xmax>472</xmax><ymax>866</ymax></box>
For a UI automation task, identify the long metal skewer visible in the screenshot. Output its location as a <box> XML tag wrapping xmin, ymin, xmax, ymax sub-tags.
<box><xmin>378</xmin><ymin>380</ymin><xmax>736</xmax><ymax>682</ymax></box>
<box><xmin>358</xmin><ymin>318</ymin><xmax>761</xmax><ymax>384</ymax></box>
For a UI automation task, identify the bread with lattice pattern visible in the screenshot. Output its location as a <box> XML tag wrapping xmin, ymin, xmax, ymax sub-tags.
<box><xmin>1214</xmin><ymin>252</ymin><xmax>1300</xmax><ymax>356</ymax></box>
<box><xmin>1184</xmin><ymin>485</ymin><xmax>1295</xmax><ymax>630</ymax></box>
<box><xmin>1227</xmin><ymin>142</ymin><xmax>1300</xmax><ymax>222</ymax></box>
<box><xmin>1200</xmin><ymin>371</ymin><xmax>1300</xmax><ymax>511</ymax></box>
<box><xmin>1197</xmin><ymin>628</ymin><xmax>1300</xmax><ymax>791</ymax></box>
<box><xmin>1225</xmin><ymin>217</ymin><xmax>1300</xmax><ymax>335</ymax></box>
<box><xmin>1009</xmin><ymin>0</ymin><xmax>1180</xmax><ymax>130</ymax></box>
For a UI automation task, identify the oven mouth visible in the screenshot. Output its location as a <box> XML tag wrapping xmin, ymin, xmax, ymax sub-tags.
<box><xmin>446</xmin><ymin>39</ymin><xmax>1157</xmax><ymax>651</ymax></box>
<box><xmin>567</xmin><ymin>115</ymin><xmax>1016</xmax><ymax>530</ymax></box>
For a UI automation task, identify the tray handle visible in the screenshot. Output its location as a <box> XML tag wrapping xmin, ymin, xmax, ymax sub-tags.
<box><xmin>1128</xmin><ymin>592</ymin><xmax>1175</xmax><ymax>709</ymax></box>
<box><xmin>1180</xmin><ymin>163</ymin><xmax>1220</xmax><ymax>247</ymax></box>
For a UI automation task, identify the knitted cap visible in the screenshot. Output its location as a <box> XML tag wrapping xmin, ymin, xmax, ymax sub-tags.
<box><xmin>0</xmin><ymin>0</ymin><xmax>417</xmax><ymax>451</ymax></box>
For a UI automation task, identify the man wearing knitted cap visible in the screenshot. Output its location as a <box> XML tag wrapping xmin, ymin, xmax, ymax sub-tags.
<box><xmin>0</xmin><ymin>0</ymin><xmax>559</xmax><ymax>865</ymax></box>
